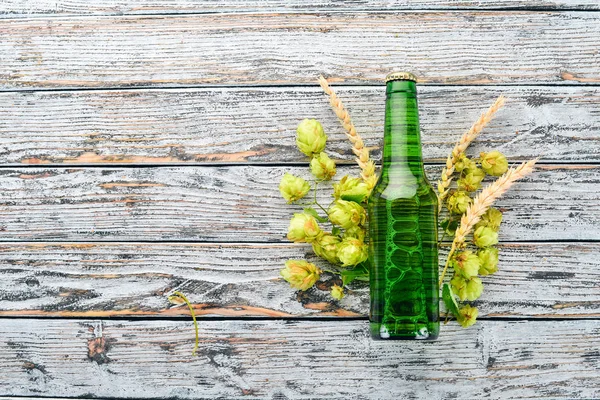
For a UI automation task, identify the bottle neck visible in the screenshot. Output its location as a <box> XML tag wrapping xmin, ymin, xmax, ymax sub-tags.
<box><xmin>380</xmin><ymin>80</ymin><xmax>425</xmax><ymax>184</ymax></box>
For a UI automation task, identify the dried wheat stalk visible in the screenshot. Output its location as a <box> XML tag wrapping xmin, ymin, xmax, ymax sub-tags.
<box><xmin>318</xmin><ymin>75</ymin><xmax>378</xmax><ymax>190</ymax></box>
<box><xmin>438</xmin><ymin>158</ymin><xmax>538</xmax><ymax>286</ymax></box>
<box><xmin>437</xmin><ymin>96</ymin><xmax>506</xmax><ymax>210</ymax></box>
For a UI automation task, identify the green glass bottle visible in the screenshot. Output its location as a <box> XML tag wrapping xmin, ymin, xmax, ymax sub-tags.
<box><xmin>368</xmin><ymin>72</ymin><xmax>439</xmax><ymax>340</ymax></box>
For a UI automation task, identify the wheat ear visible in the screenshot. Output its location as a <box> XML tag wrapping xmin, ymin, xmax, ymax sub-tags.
<box><xmin>318</xmin><ymin>75</ymin><xmax>377</xmax><ymax>190</ymax></box>
<box><xmin>438</xmin><ymin>158</ymin><xmax>538</xmax><ymax>286</ymax></box>
<box><xmin>437</xmin><ymin>96</ymin><xmax>506</xmax><ymax>210</ymax></box>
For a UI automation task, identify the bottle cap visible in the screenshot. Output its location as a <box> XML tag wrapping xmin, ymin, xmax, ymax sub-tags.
<box><xmin>385</xmin><ymin>71</ymin><xmax>417</xmax><ymax>83</ymax></box>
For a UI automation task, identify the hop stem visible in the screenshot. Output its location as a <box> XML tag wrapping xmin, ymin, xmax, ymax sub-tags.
<box><xmin>438</xmin><ymin>158</ymin><xmax>538</xmax><ymax>286</ymax></box>
<box><xmin>173</xmin><ymin>291</ymin><xmax>199</xmax><ymax>356</ymax></box>
<box><xmin>318</xmin><ymin>75</ymin><xmax>377</xmax><ymax>191</ymax></box>
<box><xmin>438</xmin><ymin>95</ymin><xmax>506</xmax><ymax>212</ymax></box>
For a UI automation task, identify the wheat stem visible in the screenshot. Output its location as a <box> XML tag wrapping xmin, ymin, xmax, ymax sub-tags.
<box><xmin>437</xmin><ymin>96</ymin><xmax>506</xmax><ymax>211</ymax></box>
<box><xmin>318</xmin><ymin>75</ymin><xmax>377</xmax><ymax>190</ymax></box>
<box><xmin>438</xmin><ymin>158</ymin><xmax>538</xmax><ymax>286</ymax></box>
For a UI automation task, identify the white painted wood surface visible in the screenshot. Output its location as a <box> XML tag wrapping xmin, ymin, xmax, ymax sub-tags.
<box><xmin>1</xmin><ymin>318</ymin><xmax>599</xmax><ymax>399</ymax></box>
<box><xmin>1</xmin><ymin>86</ymin><xmax>599</xmax><ymax>165</ymax></box>
<box><xmin>0</xmin><ymin>242</ymin><xmax>597</xmax><ymax>318</ymax></box>
<box><xmin>1</xmin><ymin>12</ymin><xmax>600</xmax><ymax>88</ymax></box>
<box><xmin>0</xmin><ymin>165</ymin><xmax>596</xmax><ymax>241</ymax></box>
<box><xmin>0</xmin><ymin>1</ymin><xmax>599</xmax><ymax>399</ymax></box>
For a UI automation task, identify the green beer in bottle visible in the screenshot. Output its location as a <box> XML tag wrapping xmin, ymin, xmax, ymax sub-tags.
<box><xmin>368</xmin><ymin>72</ymin><xmax>439</xmax><ymax>340</ymax></box>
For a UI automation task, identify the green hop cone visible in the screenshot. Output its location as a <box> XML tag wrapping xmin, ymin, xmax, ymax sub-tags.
<box><xmin>328</xmin><ymin>200</ymin><xmax>366</xmax><ymax>229</ymax></box>
<box><xmin>454</xmin><ymin>154</ymin><xmax>477</xmax><ymax>173</ymax></box>
<box><xmin>279</xmin><ymin>173</ymin><xmax>311</xmax><ymax>203</ymax></box>
<box><xmin>447</xmin><ymin>191</ymin><xmax>472</xmax><ymax>215</ymax></box>
<box><xmin>331</xmin><ymin>284</ymin><xmax>345</xmax><ymax>300</ymax></box>
<box><xmin>473</xmin><ymin>225</ymin><xmax>499</xmax><ymax>248</ymax></box>
<box><xmin>333</xmin><ymin>175</ymin><xmax>369</xmax><ymax>203</ymax></box>
<box><xmin>480</xmin><ymin>150</ymin><xmax>508</xmax><ymax>176</ymax></box>
<box><xmin>457</xmin><ymin>304</ymin><xmax>479</xmax><ymax>328</ymax></box>
<box><xmin>287</xmin><ymin>213</ymin><xmax>322</xmax><ymax>243</ymax></box>
<box><xmin>451</xmin><ymin>250</ymin><xmax>481</xmax><ymax>279</ymax></box>
<box><xmin>280</xmin><ymin>260</ymin><xmax>322</xmax><ymax>291</ymax></box>
<box><xmin>450</xmin><ymin>275</ymin><xmax>484</xmax><ymax>301</ymax></box>
<box><xmin>337</xmin><ymin>237</ymin><xmax>368</xmax><ymax>267</ymax></box>
<box><xmin>474</xmin><ymin>207</ymin><xmax>503</xmax><ymax>232</ymax></box>
<box><xmin>478</xmin><ymin>247</ymin><xmax>499</xmax><ymax>275</ymax></box>
<box><xmin>343</xmin><ymin>226</ymin><xmax>366</xmax><ymax>242</ymax></box>
<box><xmin>457</xmin><ymin>168</ymin><xmax>485</xmax><ymax>192</ymax></box>
<box><xmin>296</xmin><ymin>119</ymin><xmax>327</xmax><ymax>157</ymax></box>
<box><xmin>312</xmin><ymin>233</ymin><xmax>341</xmax><ymax>264</ymax></box>
<box><xmin>310</xmin><ymin>152</ymin><xmax>336</xmax><ymax>181</ymax></box>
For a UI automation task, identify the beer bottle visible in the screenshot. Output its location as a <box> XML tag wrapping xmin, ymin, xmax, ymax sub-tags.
<box><xmin>368</xmin><ymin>72</ymin><xmax>439</xmax><ymax>340</ymax></box>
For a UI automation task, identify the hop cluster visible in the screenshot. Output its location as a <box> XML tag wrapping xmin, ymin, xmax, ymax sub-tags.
<box><xmin>276</xmin><ymin>85</ymin><xmax>535</xmax><ymax>334</ymax></box>
<box><xmin>441</xmin><ymin>151</ymin><xmax>507</xmax><ymax>328</ymax></box>
<box><xmin>278</xmin><ymin>119</ymin><xmax>370</xmax><ymax>300</ymax></box>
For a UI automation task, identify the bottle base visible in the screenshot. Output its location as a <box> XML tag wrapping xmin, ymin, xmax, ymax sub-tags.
<box><xmin>370</xmin><ymin>322</ymin><xmax>439</xmax><ymax>341</ymax></box>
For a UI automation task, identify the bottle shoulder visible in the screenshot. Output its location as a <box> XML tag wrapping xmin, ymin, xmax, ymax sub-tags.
<box><xmin>370</xmin><ymin>177</ymin><xmax>438</xmax><ymax>204</ymax></box>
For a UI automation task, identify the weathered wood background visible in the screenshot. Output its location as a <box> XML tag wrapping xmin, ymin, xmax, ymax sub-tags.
<box><xmin>0</xmin><ymin>1</ymin><xmax>599</xmax><ymax>399</ymax></box>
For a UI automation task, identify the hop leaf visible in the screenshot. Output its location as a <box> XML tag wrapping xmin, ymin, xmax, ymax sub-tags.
<box><xmin>296</xmin><ymin>119</ymin><xmax>327</xmax><ymax>157</ymax></box>
<box><xmin>328</xmin><ymin>200</ymin><xmax>366</xmax><ymax>229</ymax></box>
<box><xmin>478</xmin><ymin>247</ymin><xmax>499</xmax><ymax>275</ymax></box>
<box><xmin>450</xmin><ymin>250</ymin><xmax>481</xmax><ymax>279</ymax></box>
<box><xmin>442</xmin><ymin>283</ymin><xmax>460</xmax><ymax>317</ymax></box>
<box><xmin>457</xmin><ymin>305</ymin><xmax>479</xmax><ymax>328</ymax></box>
<box><xmin>331</xmin><ymin>284</ymin><xmax>345</xmax><ymax>300</ymax></box>
<box><xmin>480</xmin><ymin>150</ymin><xmax>508</xmax><ymax>176</ymax></box>
<box><xmin>339</xmin><ymin>263</ymin><xmax>369</xmax><ymax>285</ymax></box>
<box><xmin>473</xmin><ymin>226</ymin><xmax>499</xmax><ymax>248</ymax></box>
<box><xmin>337</xmin><ymin>238</ymin><xmax>368</xmax><ymax>267</ymax></box>
<box><xmin>451</xmin><ymin>275</ymin><xmax>483</xmax><ymax>301</ymax></box>
<box><xmin>474</xmin><ymin>207</ymin><xmax>503</xmax><ymax>232</ymax></box>
<box><xmin>310</xmin><ymin>152</ymin><xmax>337</xmax><ymax>180</ymax></box>
<box><xmin>280</xmin><ymin>260</ymin><xmax>322</xmax><ymax>291</ymax></box>
<box><xmin>447</xmin><ymin>191</ymin><xmax>472</xmax><ymax>215</ymax></box>
<box><xmin>440</xmin><ymin>218</ymin><xmax>459</xmax><ymax>236</ymax></box>
<box><xmin>303</xmin><ymin>207</ymin><xmax>328</xmax><ymax>223</ymax></box>
<box><xmin>279</xmin><ymin>173</ymin><xmax>311</xmax><ymax>203</ymax></box>
<box><xmin>312</xmin><ymin>233</ymin><xmax>341</xmax><ymax>264</ymax></box>
<box><xmin>287</xmin><ymin>213</ymin><xmax>322</xmax><ymax>243</ymax></box>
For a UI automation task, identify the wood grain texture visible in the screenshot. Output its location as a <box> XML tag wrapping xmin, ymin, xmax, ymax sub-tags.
<box><xmin>1</xmin><ymin>12</ymin><xmax>600</xmax><ymax>89</ymax></box>
<box><xmin>0</xmin><ymin>242</ymin><xmax>598</xmax><ymax>318</ymax></box>
<box><xmin>2</xmin><ymin>86</ymin><xmax>600</xmax><ymax>165</ymax></box>
<box><xmin>0</xmin><ymin>164</ymin><xmax>596</xmax><ymax>242</ymax></box>
<box><xmin>1</xmin><ymin>318</ymin><xmax>599</xmax><ymax>399</ymax></box>
<box><xmin>1</xmin><ymin>0</ymin><xmax>600</xmax><ymax>17</ymax></box>
<box><xmin>0</xmin><ymin>165</ymin><xmax>596</xmax><ymax>242</ymax></box>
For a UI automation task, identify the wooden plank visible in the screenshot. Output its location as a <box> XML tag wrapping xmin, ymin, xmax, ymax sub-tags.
<box><xmin>0</xmin><ymin>165</ymin><xmax>597</xmax><ymax>242</ymax></box>
<box><xmin>0</xmin><ymin>242</ymin><xmax>598</xmax><ymax>318</ymax></box>
<box><xmin>0</xmin><ymin>398</ymin><xmax>98</xmax><ymax>400</ymax></box>
<box><xmin>1</xmin><ymin>318</ymin><xmax>598</xmax><ymax>399</ymax></box>
<box><xmin>2</xmin><ymin>86</ymin><xmax>600</xmax><ymax>165</ymax></box>
<box><xmin>1</xmin><ymin>12</ymin><xmax>600</xmax><ymax>89</ymax></box>
<box><xmin>1</xmin><ymin>0</ymin><xmax>599</xmax><ymax>17</ymax></box>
